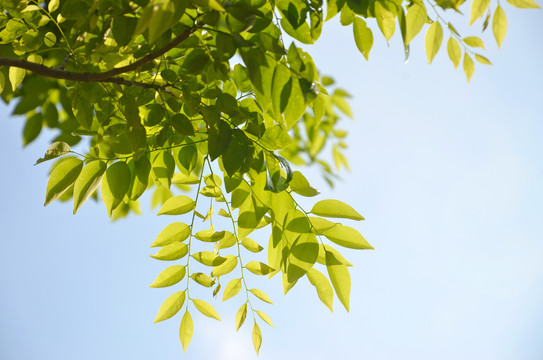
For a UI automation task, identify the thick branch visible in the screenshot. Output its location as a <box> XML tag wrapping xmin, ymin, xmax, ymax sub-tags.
<box><xmin>0</xmin><ymin>27</ymin><xmax>195</xmax><ymax>83</ymax></box>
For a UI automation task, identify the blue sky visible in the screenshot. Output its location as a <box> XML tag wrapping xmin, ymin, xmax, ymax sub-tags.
<box><xmin>1</xmin><ymin>6</ymin><xmax>542</xmax><ymax>360</ymax></box>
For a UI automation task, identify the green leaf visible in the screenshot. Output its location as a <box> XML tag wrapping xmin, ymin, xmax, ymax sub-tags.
<box><xmin>352</xmin><ymin>17</ymin><xmax>373</xmax><ymax>60</ymax></box>
<box><xmin>252</xmin><ymin>322</ymin><xmax>262</xmax><ymax>355</ymax></box>
<box><xmin>425</xmin><ymin>21</ymin><xmax>443</xmax><ymax>64</ymax></box>
<box><xmin>222</xmin><ymin>279</ymin><xmax>242</xmax><ymax>302</ymax></box>
<box><xmin>463</xmin><ymin>36</ymin><xmax>485</xmax><ymax>50</ymax></box>
<box><xmin>101</xmin><ymin>161</ymin><xmax>131</xmax><ymax>217</ymax></box>
<box><xmin>405</xmin><ymin>2</ymin><xmax>427</xmax><ymax>45</ymax></box>
<box><xmin>324</xmin><ymin>224</ymin><xmax>373</xmax><ymax>249</ymax></box>
<box><xmin>36</xmin><ymin>141</ymin><xmax>71</xmax><ymax>165</ymax></box>
<box><xmin>326</xmin><ymin>251</ymin><xmax>351</xmax><ymax>311</ymax></box>
<box><xmin>172</xmin><ymin>173</ymin><xmax>199</xmax><ymax>185</ymax></box>
<box><xmin>73</xmin><ymin>160</ymin><xmax>107</xmax><ymax>214</ymax></box>
<box><xmin>505</xmin><ymin>0</ymin><xmax>540</xmax><ymax>8</ymax></box>
<box><xmin>469</xmin><ymin>0</ymin><xmax>491</xmax><ymax>25</ymax></box>
<box><xmin>245</xmin><ymin>261</ymin><xmax>274</xmax><ymax>276</ymax></box>
<box><xmin>43</xmin><ymin>32</ymin><xmax>57</xmax><ymax>47</ymax></box>
<box><xmin>194</xmin><ymin>230</ymin><xmax>226</xmax><ymax>242</ymax></box>
<box><xmin>192</xmin><ymin>251</ymin><xmax>226</xmax><ymax>266</ymax></box>
<box><xmin>192</xmin><ymin>299</ymin><xmax>221</xmax><ymax>321</ymax></box>
<box><xmin>309</xmin><ymin>217</ymin><xmax>338</xmax><ymax>235</ymax></box>
<box><xmin>48</xmin><ymin>0</ymin><xmax>60</xmax><ymax>12</ymax></box>
<box><xmin>289</xmin><ymin>171</ymin><xmax>320</xmax><ymax>197</ymax></box>
<box><xmin>307</xmin><ymin>268</ymin><xmax>334</xmax><ymax>312</ymax></box>
<box><xmin>310</xmin><ymin>199</ymin><xmax>364</xmax><ymax>220</ymax></box>
<box><xmin>235</xmin><ymin>303</ymin><xmax>247</xmax><ymax>331</ymax></box>
<box><xmin>44</xmin><ymin>157</ymin><xmax>83</xmax><ymax>206</ymax></box>
<box><xmin>463</xmin><ymin>53</ymin><xmax>475</xmax><ymax>82</ymax></box>
<box><xmin>149</xmin><ymin>265</ymin><xmax>186</xmax><ymax>288</ymax></box>
<box><xmin>152</xmin><ymin>150</ymin><xmax>175</xmax><ymax>189</ymax></box>
<box><xmin>150</xmin><ymin>242</ymin><xmax>189</xmax><ymax>261</ymax></box>
<box><xmin>129</xmin><ymin>157</ymin><xmax>151</xmax><ymax>200</ymax></box>
<box><xmin>249</xmin><ymin>288</ymin><xmax>273</xmax><ymax>304</ymax></box>
<box><xmin>208</xmin><ymin>120</ymin><xmax>232</xmax><ymax>161</ymax></box>
<box><xmin>493</xmin><ymin>5</ymin><xmax>507</xmax><ymax>49</ymax></box>
<box><xmin>256</xmin><ymin>310</ymin><xmax>274</xmax><ymax>328</ymax></box>
<box><xmin>171</xmin><ymin>114</ymin><xmax>194</xmax><ymax>136</ymax></box>
<box><xmin>23</xmin><ymin>113</ymin><xmax>42</xmax><ymax>146</ymax></box>
<box><xmin>447</xmin><ymin>37</ymin><xmax>462</xmax><ymax>69</ymax></box>
<box><xmin>153</xmin><ymin>291</ymin><xmax>186</xmax><ymax>323</ymax></box>
<box><xmin>151</xmin><ymin>222</ymin><xmax>190</xmax><ymax>247</ymax></box>
<box><xmin>475</xmin><ymin>54</ymin><xmax>492</xmax><ymax>65</ymax></box>
<box><xmin>241</xmin><ymin>238</ymin><xmax>264</xmax><ymax>253</ymax></box>
<box><xmin>179</xmin><ymin>311</ymin><xmax>193</xmax><ymax>352</ymax></box>
<box><xmin>211</xmin><ymin>255</ymin><xmax>238</xmax><ymax>277</ymax></box>
<box><xmin>222</xmin><ymin>129</ymin><xmax>248</xmax><ymax>176</ymax></box>
<box><xmin>259</xmin><ymin>124</ymin><xmax>292</xmax><ymax>151</ymax></box>
<box><xmin>157</xmin><ymin>195</ymin><xmax>195</xmax><ymax>215</ymax></box>
<box><xmin>9</xmin><ymin>66</ymin><xmax>25</xmax><ymax>91</ymax></box>
<box><xmin>317</xmin><ymin>244</ymin><xmax>353</xmax><ymax>267</ymax></box>
<box><xmin>192</xmin><ymin>0</ymin><xmax>226</xmax><ymax>12</ymax></box>
<box><xmin>190</xmin><ymin>272</ymin><xmax>215</xmax><ymax>287</ymax></box>
<box><xmin>375</xmin><ymin>0</ymin><xmax>396</xmax><ymax>42</ymax></box>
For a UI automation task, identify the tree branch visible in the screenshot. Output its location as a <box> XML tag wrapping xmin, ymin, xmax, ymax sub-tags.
<box><xmin>0</xmin><ymin>27</ymin><xmax>195</xmax><ymax>83</ymax></box>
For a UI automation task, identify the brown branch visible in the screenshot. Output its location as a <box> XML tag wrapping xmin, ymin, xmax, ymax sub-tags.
<box><xmin>0</xmin><ymin>27</ymin><xmax>195</xmax><ymax>83</ymax></box>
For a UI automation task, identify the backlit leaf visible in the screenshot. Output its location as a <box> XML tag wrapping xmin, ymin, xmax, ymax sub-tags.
<box><xmin>190</xmin><ymin>272</ymin><xmax>215</xmax><ymax>287</ymax></box>
<box><xmin>235</xmin><ymin>303</ymin><xmax>247</xmax><ymax>331</ymax></box>
<box><xmin>475</xmin><ymin>54</ymin><xmax>492</xmax><ymax>65</ymax></box>
<box><xmin>151</xmin><ymin>222</ymin><xmax>190</xmax><ymax>247</ymax></box>
<box><xmin>310</xmin><ymin>199</ymin><xmax>364</xmax><ymax>220</ymax></box>
<box><xmin>152</xmin><ymin>150</ymin><xmax>175</xmax><ymax>189</ymax></box>
<box><xmin>249</xmin><ymin>288</ymin><xmax>273</xmax><ymax>304</ymax></box>
<box><xmin>463</xmin><ymin>53</ymin><xmax>475</xmax><ymax>82</ymax></box>
<box><xmin>505</xmin><ymin>0</ymin><xmax>540</xmax><ymax>8</ymax></box>
<box><xmin>470</xmin><ymin>0</ymin><xmax>491</xmax><ymax>25</ymax></box>
<box><xmin>252</xmin><ymin>322</ymin><xmax>262</xmax><ymax>355</ymax></box>
<box><xmin>211</xmin><ymin>255</ymin><xmax>238</xmax><ymax>277</ymax></box>
<box><xmin>289</xmin><ymin>171</ymin><xmax>320</xmax><ymax>197</ymax></box>
<box><xmin>241</xmin><ymin>238</ymin><xmax>264</xmax><ymax>253</ymax></box>
<box><xmin>150</xmin><ymin>242</ymin><xmax>189</xmax><ymax>261</ymax></box>
<box><xmin>375</xmin><ymin>1</ymin><xmax>396</xmax><ymax>42</ymax></box>
<box><xmin>463</xmin><ymin>36</ymin><xmax>485</xmax><ymax>49</ymax></box>
<box><xmin>447</xmin><ymin>37</ymin><xmax>462</xmax><ymax>69</ymax></box>
<box><xmin>493</xmin><ymin>5</ymin><xmax>507</xmax><ymax>48</ymax></box>
<box><xmin>245</xmin><ymin>261</ymin><xmax>274</xmax><ymax>276</ymax></box>
<box><xmin>405</xmin><ymin>2</ymin><xmax>427</xmax><ymax>45</ymax></box>
<box><xmin>353</xmin><ymin>17</ymin><xmax>373</xmax><ymax>60</ymax></box>
<box><xmin>9</xmin><ymin>66</ymin><xmax>25</xmax><ymax>91</ymax></box>
<box><xmin>101</xmin><ymin>161</ymin><xmax>131</xmax><ymax>217</ymax></box>
<box><xmin>73</xmin><ymin>160</ymin><xmax>107</xmax><ymax>214</ymax></box>
<box><xmin>36</xmin><ymin>141</ymin><xmax>71</xmax><ymax>165</ymax></box>
<box><xmin>307</xmin><ymin>268</ymin><xmax>334</xmax><ymax>312</ymax></box>
<box><xmin>256</xmin><ymin>310</ymin><xmax>274</xmax><ymax>328</ymax></box>
<box><xmin>44</xmin><ymin>157</ymin><xmax>83</xmax><ymax>206</ymax></box>
<box><xmin>323</xmin><ymin>224</ymin><xmax>373</xmax><ymax>249</ymax></box>
<box><xmin>326</xmin><ymin>251</ymin><xmax>351</xmax><ymax>311</ymax></box>
<box><xmin>223</xmin><ymin>278</ymin><xmax>242</xmax><ymax>301</ymax></box>
<box><xmin>157</xmin><ymin>195</ymin><xmax>195</xmax><ymax>215</ymax></box>
<box><xmin>192</xmin><ymin>251</ymin><xmax>226</xmax><ymax>266</ymax></box>
<box><xmin>192</xmin><ymin>299</ymin><xmax>221</xmax><ymax>321</ymax></box>
<box><xmin>154</xmin><ymin>291</ymin><xmax>185</xmax><ymax>323</ymax></box>
<box><xmin>149</xmin><ymin>265</ymin><xmax>186</xmax><ymax>288</ymax></box>
<box><xmin>425</xmin><ymin>21</ymin><xmax>443</xmax><ymax>64</ymax></box>
<box><xmin>179</xmin><ymin>311</ymin><xmax>193</xmax><ymax>352</ymax></box>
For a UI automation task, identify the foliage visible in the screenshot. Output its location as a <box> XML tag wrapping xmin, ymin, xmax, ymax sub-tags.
<box><xmin>0</xmin><ymin>0</ymin><xmax>538</xmax><ymax>354</ymax></box>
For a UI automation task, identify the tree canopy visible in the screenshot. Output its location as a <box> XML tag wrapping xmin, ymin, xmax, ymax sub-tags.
<box><xmin>0</xmin><ymin>0</ymin><xmax>539</xmax><ymax>354</ymax></box>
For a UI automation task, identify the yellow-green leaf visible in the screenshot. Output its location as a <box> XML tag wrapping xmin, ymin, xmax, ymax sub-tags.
<box><xmin>249</xmin><ymin>288</ymin><xmax>273</xmax><ymax>304</ymax></box>
<box><xmin>252</xmin><ymin>322</ymin><xmax>262</xmax><ymax>355</ymax></box>
<box><xmin>289</xmin><ymin>171</ymin><xmax>320</xmax><ymax>197</ymax></box>
<box><xmin>157</xmin><ymin>195</ymin><xmax>195</xmax><ymax>215</ymax></box>
<box><xmin>235</xmin><ymin>303</ymin><xmax>247</xmax><ymax>331</ymax></box>
<box><xmin>48</xmin><ymin>0</ymin><xmax>60</xmax><ymax>12</ymax></box>
<box><xmin>9</xmin><ymin>67</ymin><xmax>25</xmax><ymax>91</ymax></box>
<box><xmin>44</xmin><ymin>157</ymin><xmax>83</xmax><ymax>206</ymax></box>
<box><xmin>194</xmin><ymin>229</ymin><xmax>226</xmax><ymax>242</ymax></box>
<box><xmin>211</xmin><ymin>255</ymin><xmax>238</xmax><ymax>277</ymax></box>
<box><xmin>149</xmin><ymin>265</ymin><xmax>186</xmax><ymax>288</ymax></box>
<box><xmin>324</xmin><ymin>224</ymin><xmax>373</xmax><ymax>249</ymax></box>
<box><xmin>256</xmin><ymin>310</ymin><xmax>274</xmax><ymax>328</ymax></box>
<box><xmin>150</xmin><ymin>242</ymin><xmax>188</xmax><ymax>261</ymax></box>
<box><xmin>506</xmin><ymin>0</ymin><xmax>540</xmax><ymax>8</ymax></box>
<box><xmin>222</xmin><ymin>278</ymin><xmax>242</xmax><ymax>302</ymax></box>
<box><xmin>190</xmin><ymin>272</ymin><xmax>215</xmax><ymax>287</ymax></box>
<box><xmin>309</xmin><ymin>217</ymin><xmax>338</xmax><ymax>235</ymax></box>
<box><xmin>447</xmin><ymin>37</ymin><xmax>462</xmax><ymax>69</ymax></box>
<box><xmin>463</xmin><ymin>53</ymin><xmax>475</xmax><ymax>82</ymax></box>
<box><xmin>245</xmin><ymin>261</ymin><xmax>274</xmax><ymax>276</ymax></box>
<box><xmin>352</xmin><ymin>17</ymin><xmax>373</xmax><ymax>60</ymax></box>
<box><xmin>153</xmin><ymin>291</ymin><xmax>185</xmax><ymax>323</ymax></box>
<box><xmin>179</xmin><ymin>311</ymin><xmax>193</xmax><ymax>352</ymax></box>
<box><xmin>101</xmin><ymin>161</ymin><xmax>131</xmax><ymax>217</ymax></box>
<box><xmin>241</xmin><ymin>238</ymin><xmax>264</xmax><ymax>253</ymax></box>
<box><xmin>152</xmin><ymin>150</ymin><xmax>175</xmax><ymax>189</ymax></box>
<box><xmin>192</xmin><ymin>0</ymin><xmax>225</xmax><ymax>12</ymax></box>
<box><xmin>475</xmin><ymin>54</ymin><xmax>492</xmax><ymax>65</ymax></box>
<box><xmin>150</xmin><ymin>222</ymin><xmax>191</xmax><ymax>247</ymax></box>
<box><xmin>73</xmin><ymin>160</ymin><xmax>107</xmax><ymax>214</ymax></box>
<box><xmin>192</xmin><ymin>299</ymin><xmax>221</xmax><ymax>321</ymax></box>
<box><xmin>192</xmin><ymin>251</ymin><xmax>226</xmax><ymax>266</ymax></box>
<box><xmin>316</xmin><ymin>244</ymin><xmax>353</xmax><ymax>267</ymax></box>
<box><xmin>310</xmin><ymin>199</ymin><xmax>364</xmax><ymax>221</ymax></box>
<box><xmin>425</xmin><ymin>21</ymin><xmax>443</xmax><ymax>64</ymax></box>
<box><xmin>463</xmin><ymin>36</ymin><xmax>485</xmax><ymax>50</ymax></box>
<box><xmin>307</xmin><ymin>268</ymin><xmax>334</xmax><ymax>312</ymax></box>
<box><xmin>326</xmin><ymin>251</ymin><xmax>351</xmax><ymax>311</ymax></box>
<box><xmin>35</xmin><ymin>141</ymin><xmax>71</xmax><ymax>165</ymax></box>
<box><xmin>469</xmin><ymin>0</ymin><xmax>491</xmax><ymax>25</ymax></box>
<box><xmin>493</xmin><ymin>5</ymin><xmax>507</xmax><ymax>49</ymax></box>
<box><xmin>405</xmin><ymin>2</ymin><xmax>427</xmax><ymax>45</ymax></box>
<box><xmin>375</xmin><ymin>0</ymin><xmax>396</xmax><ymax>42</ymax></box>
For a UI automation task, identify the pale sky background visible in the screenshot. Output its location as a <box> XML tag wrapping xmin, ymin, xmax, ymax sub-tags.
<box><xmin>1</xmin><ymin>6</ymin><xmax>542</xmax><ymax>360</ymax></box>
